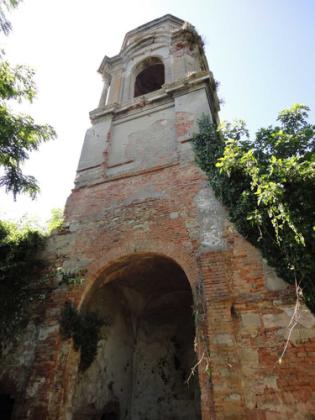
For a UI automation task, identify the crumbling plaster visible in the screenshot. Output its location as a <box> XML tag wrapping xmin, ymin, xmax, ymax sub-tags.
<box><xmin>2</xmin><ymin>14</ymin><xmax>315</xmax><ymax>420</ymax></box>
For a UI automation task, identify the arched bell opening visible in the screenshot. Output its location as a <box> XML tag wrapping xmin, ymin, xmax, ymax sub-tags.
<box><xmin>71</xmin><ymin>253</ymin><xmax>201</xmax><ymax>420</ymax></box>
<box><xmin>134</xmin><ymin>57</ymin><xmax>165</xmax><ymax>97</ymax></box>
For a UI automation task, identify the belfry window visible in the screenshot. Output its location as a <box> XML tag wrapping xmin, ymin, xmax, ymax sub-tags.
<box><xmin>134</xmin><ymin>57</ymin><xmax>165</xmax><ymax>97</ymax></box>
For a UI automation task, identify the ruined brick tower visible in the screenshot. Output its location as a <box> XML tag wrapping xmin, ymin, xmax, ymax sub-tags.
<box><xmin>7</xmin><ymin>14</ymin><xmax>315</xmax><ymax>420</ymax></box>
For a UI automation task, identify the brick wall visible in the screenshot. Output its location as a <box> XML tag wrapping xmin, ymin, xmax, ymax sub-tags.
<box><xmin>11</xmin><ymin>161</ymin><xmax>314</xmax><ymax>419</ymax></box>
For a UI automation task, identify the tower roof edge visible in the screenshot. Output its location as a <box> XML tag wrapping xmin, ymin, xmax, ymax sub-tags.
<box><xmin>98</xmin><ymin>14</ymin><xmax>188</xmax><ymax>75</ymax></box>
<box><xmin>120</xmin><ymin>14</ymin><xmax>185</xmax><ymax>51</ymax></box>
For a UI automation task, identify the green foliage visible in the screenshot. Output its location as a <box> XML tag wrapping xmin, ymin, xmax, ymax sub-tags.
<box><xmin>47</xmin><ymin>208</ymin><xmax>64</xmax><ymax>233</ymax></box>
<box><xmin>192</xmin><ymin>104</ymin><xmax>315</xmax><ymax>310</ymax></box>
<box><xmin>0</xmin><ymin>206</ymin><xmax>71</xmax><ymax>343</ymax></box>
<box><xmin>0</xmin><ymin>0</ymin><xmax>56</xmax><ymax>199</ymax></box>
<box><xmin>0</xmin><ymin>219</ymin><xmax>47</xmax><ymax>348</ymax></box>
<box><xmin>0</xmin><ymin>61</ymin><xmax>56</xmax><ymax>198</ymax></box>
<box><xmin>59</xmin><ymin>301</ymin><xmax>104</xmax><ymax>370</ymax></box>
<box><xmin>56</xmin><ymin>266</ymin><xmax>85</xmax><ymax>287</ymax></box>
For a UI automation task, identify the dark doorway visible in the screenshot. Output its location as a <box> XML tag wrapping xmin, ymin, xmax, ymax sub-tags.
<box><xmin>72</xmin><ymin>254</ymin><xmax>201</xmax><ymax>420</ymax></box>
<box><xmin>0</xmin><ymin>394</ymin><xmax>14</xmax><ymax>420</ymax></box>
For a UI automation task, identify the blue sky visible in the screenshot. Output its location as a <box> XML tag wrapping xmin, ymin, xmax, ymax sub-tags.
<box><xmin>200</xmin><ymin>0</ymin><xmax>315</xmax><ymax>132</ymax></box>
<box><xmin>1</xmin><ymin>0</ymin><xmax>314</xmax><ymax>222</ymax></box>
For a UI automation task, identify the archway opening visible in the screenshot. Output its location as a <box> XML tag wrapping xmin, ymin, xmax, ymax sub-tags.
<box><xmin>72</xmin><ymin>254</ymin><xmax>201</xmax><ymax>420</ymax></box>
<box><xmin>134</xmin><ymin>58</ymin><xmax>165</xmax><ymax>97</ymax></box>
<box><xmin>0</xmin><ymin>394</ymin><xmax>14</xmax><ymax>420</ymax></box>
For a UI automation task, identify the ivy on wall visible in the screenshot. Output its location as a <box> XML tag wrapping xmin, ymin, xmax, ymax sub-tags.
<box><xmin>0</xmin><ymin>220</ymin><xmax>47</xmax><ymax>349</ymax></box>
<box><xmin>0</xmin><ymin>210</ymin><xmax>64</xmax><ymax>349</ymax></box>
<box><xmin>59</xmin><ymin>301</ymin><xmax>104</xmax><ymax>370</ymax></box>
<box><xmin>192</xmin><ymin>104</ymin><xmax>315</xmax><ymax>311</ymax></box>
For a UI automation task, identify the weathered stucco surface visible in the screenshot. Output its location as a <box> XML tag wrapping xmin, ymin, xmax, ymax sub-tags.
<box><xmin>1</xmin><ymin>14</ymin><xmax>315</xmax><ymax>420</ymax></box>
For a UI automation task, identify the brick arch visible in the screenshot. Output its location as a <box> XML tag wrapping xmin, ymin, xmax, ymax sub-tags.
<box><xmin>56</xmin><ymin>240</ymin><xmax>208</xmax><ymax>420</ymax></box>
<box><xmin>78</xmin><ymin>238</ymin><xmax>201</xmax><ymax>309</ymax></box>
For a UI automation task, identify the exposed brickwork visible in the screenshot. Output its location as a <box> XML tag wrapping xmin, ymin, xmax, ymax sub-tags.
<box><xmin>176</xmin><ymin>111</ymin><xmax>194</xmax><ymax>141</ymax></box>
<box><xmin>13</xmin><ymin>161</ymin><xmax>315</xmax><ymax>419</ymax></box>
<box><xmin>2</xmin><ymin>14</ymin><xmax>315</xmax><ymax>420</ymax></box>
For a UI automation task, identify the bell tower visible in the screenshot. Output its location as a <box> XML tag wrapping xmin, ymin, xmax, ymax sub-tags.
<box><xmin>59</xmin><ymin>15</ymin><xmax>223</xmax><ymax>419</ymax></box>
<box><xmin>74</xmin><ymin>14</ymin><xmax>220</xmax><ymax>188</ymax></box>
<box><xmin>17</xmin><ymin>13</ymin><xmax>315</xmax><ymax>420</ymax></box>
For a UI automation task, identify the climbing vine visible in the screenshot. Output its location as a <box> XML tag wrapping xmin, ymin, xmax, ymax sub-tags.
<box><xmin>0</xmin><ymin>209</ymin><xmax>65</xmax><ymax>350</ymax></box>
<box><xmin>59</xmin><ymin>301</ymin><xmax>105</xmax><ymax>370</ymax></box>
<box><xmin>56</xmin><ymin>267</ymin><xmax>86</xmax><ymax>287</ymax></box>
<box><xmin>192</xmin><ymin>104</ymin><xmax>315</xmax><ymax>311</ymax></box>
<box><xmin>189</xmin><ymin>288</ymin><xmax>212</xmax><ymax>382</ymax></box>
<box><xmin>0</xmin><ymin>220</ymin><xmax>47</xmax><ymax>349</ymax></box>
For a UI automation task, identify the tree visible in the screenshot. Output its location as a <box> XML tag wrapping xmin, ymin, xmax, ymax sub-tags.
<box><xmin>47</xmin><ymin>208</ymin><xmax>64</xmax><ymax>233</ymax></box>
<box><xmin>192</xmin><ymin>104</ymin><xmax>315</xmax><ymax>311</ymax></box>
<box><xmin>0</xmin><ymin>0</ymin><xmax>56</xmax><ymax>199</ymax></box>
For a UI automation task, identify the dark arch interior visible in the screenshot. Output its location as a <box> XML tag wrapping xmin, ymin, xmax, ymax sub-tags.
<box><xmin>72</xmin><ymin>254</ymin><xmax>201</xmax><ymax>420</ymax></box>
<box><xmin>134</xmin><ymin>63</ymin><xmax>165</xmax><ymax>97</ymax></box>
<box><xmin>100</xmin><ymin>400</ymin><xmax>120</xmax><ymax>420</ymax></box>
<box><xmin>0</xmin><ymin>394</ymin><xmax>14</xmax><ymax>420</ymax></box>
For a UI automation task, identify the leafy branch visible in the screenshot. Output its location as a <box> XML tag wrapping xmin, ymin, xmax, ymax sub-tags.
<box><xmin>0</xmin><ymin>1</ymin><xmax>56</xmax><ymax>199</ymax></box>
<box><xmin>192</xmin><ymin>104</ymin><xmax>315</xmax><ymax>311</ymax></box>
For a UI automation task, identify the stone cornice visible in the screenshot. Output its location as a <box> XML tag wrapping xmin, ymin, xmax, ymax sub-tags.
<box><xmin>90</xmin><ymin>71</ymin><xmax>219</xmax><ymax>122</ymax></box>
